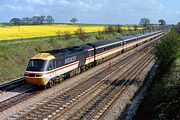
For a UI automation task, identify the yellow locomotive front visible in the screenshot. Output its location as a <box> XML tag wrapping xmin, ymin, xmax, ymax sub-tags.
<box><xmin>24</xmin><ymin>53</ymin><xmax>55</xmax><ymax>86</ymax></box>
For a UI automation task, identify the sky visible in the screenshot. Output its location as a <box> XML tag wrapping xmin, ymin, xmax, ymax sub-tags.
<box><xmin>0</xmin><ymin>0</ymin><xmax>179</xmax><ymax>24</ymax></box>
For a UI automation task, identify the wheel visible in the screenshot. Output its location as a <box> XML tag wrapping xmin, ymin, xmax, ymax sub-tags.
<box><xmin>46</xmin><ymin>80</ymin><xmax>54</xmax><ymax>88</ymax></box>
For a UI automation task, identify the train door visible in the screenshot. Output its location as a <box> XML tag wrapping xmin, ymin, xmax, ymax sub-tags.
<box><xmin>79</xmin><ymin>52</ymin><xmax>86</xmax><ymax>67</ymax></box>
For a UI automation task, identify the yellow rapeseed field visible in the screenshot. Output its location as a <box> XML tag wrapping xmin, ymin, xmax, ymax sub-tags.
<box><xmin>0</xmin><ymin>24</ymin><xmax>143</xmax><ymax>41</ymax></box>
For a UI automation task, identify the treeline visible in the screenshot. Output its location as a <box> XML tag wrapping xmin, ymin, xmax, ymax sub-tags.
<box><xmin>55</xmin><ymin>25</ymin><xmax>145</xmax><ymax>42</ymax></box>
<box><xmin>10</xmin><ymin>15</ymin><xmax>54</xmax><ymax>25</ymax></box>
<box><xmin>155</xmin><ymin>23</ymin><xmax>180</xmax><ymax>71</ymax></box>
<box><xmin>134</xmin><ymin>23</ymin><xmax>180</xmax><ymax>120</ymax></box>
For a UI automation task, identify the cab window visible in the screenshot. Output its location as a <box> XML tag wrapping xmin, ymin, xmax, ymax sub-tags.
<box><xmin>47</xmin><ymin>60</ymin><xmax>55</xmax><ymax>71</ymax></box>
<box><xmin>27</xmin><ymin>59</ymin><xmax>46</xmax><ymax>72</ymax></box>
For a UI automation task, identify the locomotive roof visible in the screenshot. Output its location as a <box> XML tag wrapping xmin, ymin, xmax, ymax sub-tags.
<box><xmin>43</xmin><ymin>44</ymin><xmax>92</xmax><ymax>57</ymax></box>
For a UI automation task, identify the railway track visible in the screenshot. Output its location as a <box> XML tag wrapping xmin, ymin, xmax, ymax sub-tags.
<box><xmin>0</xmin><ymin>84</ymin><xmax>37</xmax><ymax>112</ymax></box>
<box><xmin>0</xmin><ymin>78</ymin><xmax>38</xmax><ymax>112</ymax></box>
<box><xmin>12</xmin><ymin>44</ymin><xmax>154</xmax><ymax>120</ymax></box>
<box><xmin>0</xmin><ymin>38</ymin><xmax>151</xmax><ymax>115</ymax></box>
<box><xmin>1</xmin><ymin>34</ymin><xmax>164</xmax><ymax>119</ymax></box>
<box><xmin>54</xmin><ymin>48</ymin><xmax>154</xmax><ymax>120</ymax></box>
<box><xmin>0</xmin><ymin>44</ymin><xmax>148</xmax><ymax>114</ymax></box>
<box><xmin>0</xmin><ymin>78</ymin><xmax>25</xmax><ymax>92</ymax></box>
<box><xmin>70</xmin><ymin>53</ymin><xmax>154</xmax><ymax>120</ymax></box>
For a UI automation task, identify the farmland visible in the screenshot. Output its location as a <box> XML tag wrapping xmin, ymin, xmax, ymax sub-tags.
<box><xmin>0</xmin><ymin>24</ymin><xmax>142</xmax><ymax>41</ymax></box>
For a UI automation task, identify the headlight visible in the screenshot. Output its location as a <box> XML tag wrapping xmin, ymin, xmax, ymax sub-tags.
<box><xmin>35</xmin><ymin>74</ymin><xmax>43</xmax><ymax>77</ymax></box>
<box><xmin>24</xmin><ymin>74</ymin><xmax>29</xmax><ymax>76</ymax></box>
<box><xmin>24</xmin><ymin>73</ymin><xmax>36</xmax><ymax>77</ymax></box>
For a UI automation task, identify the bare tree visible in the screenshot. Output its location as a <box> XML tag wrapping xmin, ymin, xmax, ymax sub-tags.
<box><xmin>96</xmin><ymin>31</ymin><xmax>105</xmax><ymax>40</ymax></box>
<box><xmin>46</xmin><ymin>15</ymin><xmax>54</xmax><ymax>24</ymax></box>
<box><xmin>63</xmin><ymin>31</ymin><xmax>71</xmax><ymax>40</ymax></box>
<box><xmin>139</xmin><ymin>18</ymin><xmax>150</xmax><ymax>27</ymax></box>
<box><xmin>75</xmin><ymin>27</ymin><xmax>87</xmax><ymax>40</ymax></box>
<box><xmin>158</xmin><ymin>19</ymin><xmax>166</xmax><ymax>25</ymax></box>
<box><xmin>133</xmin><ymin>25</ymin><xmax>138</xmax><ymax>31</ymax></box>
<box><xmin>10</xmin><ymin>18</ymin><xmax>21</xmax><ymax>25</ymax></box>
<box><xmin>70</xmin><ymin>18</ymin><xmax>78</xmax><ymax>24</ymax></box>
<box><xmin>115</xmin><ymin>25</ymin><xmax>123</xmax><ymax>33</ymax></box>
<box><xmin>104</xmin><ymin>26</ymin><xmax>115</xmax><ymax>34</ymax></box>
<box><xmin>56</xmin><ymin>30</ymin><xmax>62</xmax><ymax>40</ymax></box>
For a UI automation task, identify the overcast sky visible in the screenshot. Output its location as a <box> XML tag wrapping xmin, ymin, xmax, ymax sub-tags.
<box><xmin>0</xmin><ymin>0</ymin><xmax>179</xmax><ymax>24</ymax></box>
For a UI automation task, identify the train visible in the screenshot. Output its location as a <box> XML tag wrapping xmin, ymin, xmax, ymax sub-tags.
<box><xmin>24</xmin><ymin>31</ymin><xmax>163</xmax><ymax>88</ymax></box>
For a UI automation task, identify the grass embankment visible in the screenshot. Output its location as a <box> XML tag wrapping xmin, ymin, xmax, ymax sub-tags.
<box><xmin>0</xmin><ymin>30</ymin><xmax>142</xmax><ymax>83</ymax></box>
<box><xmin>134</xmin><ymin>32</ymin><xmax>180</xmax><ymax>120</ymax></box>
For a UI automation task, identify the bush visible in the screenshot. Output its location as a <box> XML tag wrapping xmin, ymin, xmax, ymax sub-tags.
<box><xmin>74</xmin><ymin>27</ymin><xmax>88</xmax><ymax>41</ymax></box>
<box><xmin>134</xmin><ymin>28</ymin><xmax>180</xmax><ymax>120</ymax></box>
<box><xmin>155</xmin><ymin>32</ymin><xmax>180</xmax><ymax>71</ymax></box>
<box><xmin>115</xmin><ymin>25</ymin><xmax>123</xmax><ymax>33</ymax></box>
<box><xmin>104</xmin><ymin>26</ymin><xmax>115</xmax><ymax>34</ymax></box>
<box><xmin>56</xmin><ymin>30</ymin><xmax>62</xmax><ymax>40</ymax></box>
<box><xmin>96</xmin><ymin>31</ymin><xmax>105</xmax><ymax>40</ymax></box>
<box><xmin>63</xmin><ymin>31</ymin><xmax>71</xmax><ymax>40</ymax></box>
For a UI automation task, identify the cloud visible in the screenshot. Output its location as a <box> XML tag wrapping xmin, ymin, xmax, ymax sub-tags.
<box><xmin>27</xmin><ymin>0</ymin><xmax>70</xmax><ymax>6</ymax></box>
<box><xmin>0</xmin><ymin>0</ymin><xmax>179</xmax><ymax>24</ymax></box>
<box><xmin>75</xmin><ymin>1</ymin><xmax>103</xmax><ymax>12</ymax></box>
<box><xmin>5</xmin><ymin>4</ymin><xmax>22</xmax><ymax>11</ymax></box>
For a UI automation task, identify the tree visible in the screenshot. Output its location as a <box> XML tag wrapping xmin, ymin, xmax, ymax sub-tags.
<box><xmin>10</xmin><ymin>18</ymin><xmax>21</xmax><ymax>25</ymax></box>
<box><xmin>31</xmin><ymin>16</ymin><xmax>41</xmax><ymax>24</ymax></box>
<box><xmin>70</xmin><ymin>18</ymin><xmax>78</xmax><ymax>24</ymax></box>
<box><xmin>21</xmin><ymin>17</ymin><xmax>30</xmax><ymax>23</ymax></box>
<box><xmin>175</xmin><ymin>22</ymin><xmax>180</xmax><ymax>34</ymax></box>
<box><xmin>155</xmin><ymin>33</ymin><xmax>179</xmax><ymax>70</ymax></box>
<box><xmin>46</xmin><ymin>15</ymin><xmax>54</xmax><ymax>24</ymax></box>
<box><xmin>139</xmin><ymin>18</ymin><xmax>150</xmax><ymax>27</ymax></box>
<box><xmin>40</xmin><ymin>16</ymin><xmax>46</xmax><ymax>24</ymax></box>
<box><xmin>158</xmin><ymin>19</ymin><xmax>166</xmax><ymax>25</ymax></box>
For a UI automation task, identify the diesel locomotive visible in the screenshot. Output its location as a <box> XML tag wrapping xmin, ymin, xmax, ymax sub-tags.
<box><xmin>24</xmin><ymin>31</ymin><xmax>163</xmax><ymax>88</ymax></box>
